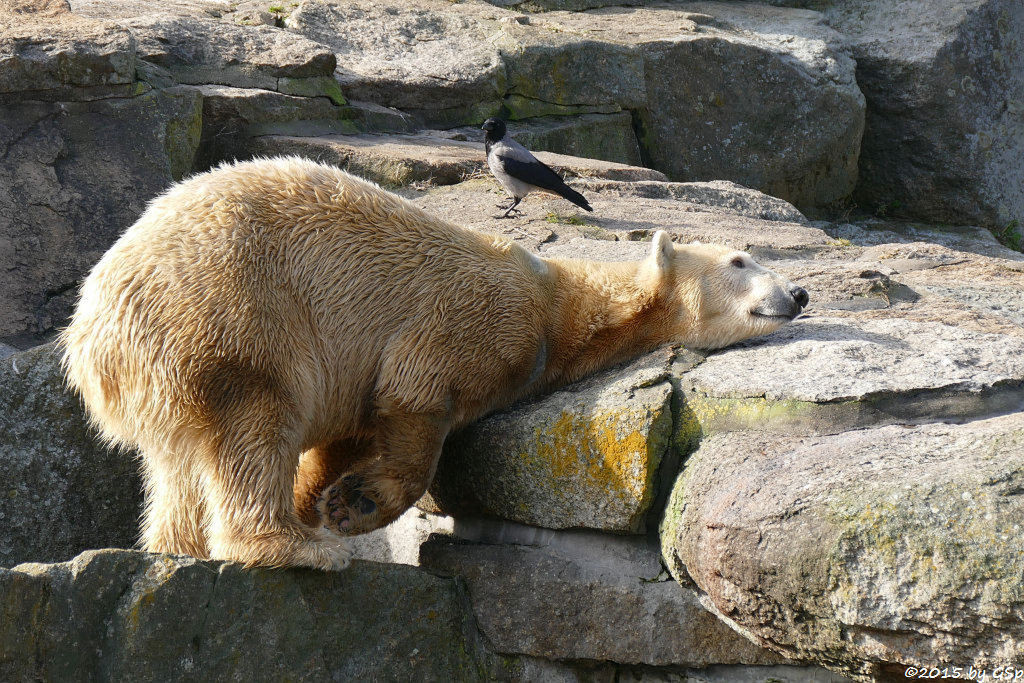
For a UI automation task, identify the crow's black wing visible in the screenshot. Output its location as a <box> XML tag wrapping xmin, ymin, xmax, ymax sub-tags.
<box><xmin>497</xmin><ymin>155</ymin><xmax>593</xmax><ymax>211</ymax></box>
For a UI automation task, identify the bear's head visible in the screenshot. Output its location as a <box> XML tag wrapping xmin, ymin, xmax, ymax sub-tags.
<box><xmin>643</xmin><ymin>230</ymin><xmax>808</xmax><ymax>350</ymax></box>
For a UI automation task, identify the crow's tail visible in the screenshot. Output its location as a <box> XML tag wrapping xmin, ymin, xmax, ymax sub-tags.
<box><xmin>557</xmin><ymin>184</ymin><xmax>593</xmax><ymax>212</ymax></box>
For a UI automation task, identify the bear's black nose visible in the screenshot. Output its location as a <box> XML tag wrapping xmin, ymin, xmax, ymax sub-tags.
<box><xmin>790</xmin><ymin>285</ymin><xmax>809</xmax><ymax>309</ymax></box>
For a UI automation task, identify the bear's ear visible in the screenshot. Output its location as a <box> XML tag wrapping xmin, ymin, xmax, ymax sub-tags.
<box><xmin>649</xmin><ymin>230</ymin><xmax>674</xmax><ymax>272</ymax></box>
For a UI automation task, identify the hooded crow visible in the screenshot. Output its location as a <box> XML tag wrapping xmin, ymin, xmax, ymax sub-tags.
<box><xmin>481</xmin><ymin>117</ymin><xmax>593</xmax><ymax>219</ymax></box>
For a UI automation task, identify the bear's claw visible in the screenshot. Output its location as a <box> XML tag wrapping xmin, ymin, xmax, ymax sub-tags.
<box><xmin>320</xmin><ymin>474</ymin><xmax>377</xmax><ymax>535</ymax></box>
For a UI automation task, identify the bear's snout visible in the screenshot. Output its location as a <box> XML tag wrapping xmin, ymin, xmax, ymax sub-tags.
<box><xmin>789</xmin><ymin>285</ymin><xmax>809</xmax><ymax>309</ymax></box>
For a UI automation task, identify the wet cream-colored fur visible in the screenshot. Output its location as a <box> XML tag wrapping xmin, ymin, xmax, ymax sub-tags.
<box><xmin>61</xmin><ymin>157</ymin><xmax>804</xmax><ymax>570</ymax></box>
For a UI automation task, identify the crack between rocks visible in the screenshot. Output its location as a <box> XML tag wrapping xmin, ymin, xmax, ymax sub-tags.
<box><xmin>192</xmin><ymin>563</ymin><xmax>222</xmax><ymax>652</ymax></box>
<box><xmin>503</xmin><ymin>90</ymin><xmax>610</xmax><ymax>111</ymax></box>
<box><xmin>0</xmin><ymin>112</ymin><xmax>62</xmax><ymax>162</ymax></box>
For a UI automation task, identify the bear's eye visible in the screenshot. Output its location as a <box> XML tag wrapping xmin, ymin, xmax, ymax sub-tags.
<box><xmin>731</xmin><ymin>256</ymin><xmax>745</xmax><ymax>269</ymax></box>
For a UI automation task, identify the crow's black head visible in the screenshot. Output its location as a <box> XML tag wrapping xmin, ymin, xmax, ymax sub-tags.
<box><xmin>481</xmin><ymin>117</ymin><xmax>507</xmax><ymax>142</ymax></box>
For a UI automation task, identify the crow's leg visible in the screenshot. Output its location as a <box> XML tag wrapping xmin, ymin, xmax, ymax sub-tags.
<box><xmin>498</xmin><ymin>197</ymin><xmax>523</xmax><ymax>219</ymax></box>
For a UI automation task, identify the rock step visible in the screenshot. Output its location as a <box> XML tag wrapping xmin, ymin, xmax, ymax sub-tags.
<box><xmin>280</xmin><ymin>0</ymin><xmax>864</xmax><ymax>209</ymax></box>
<box><xmin>661</xmin><ymin>411</ymin><xmax>1024</xmax><ymax>680</ymax></box>
<box><xmin>420</xmin><ymin>534</ymin><xmax>785</xmax><ymax>667</ymax></box>
<box><xmin>241</xmin><ymin>129</ymin><xmax>665</xmax><ymax>189</ymax></box>
<box><xmin>411</xmin><ymin>180</ymin><xmax>829</xmax><ymax>251</ymax></box>
<box><xmin>0</xmin><ymin>547</ymin><xmax>853</xmax><ymax>682</ymax></box>
<box><xmin>0</xmin><ymin>550</ymin><xmax>485</xmax><ymax>681</ymax></box>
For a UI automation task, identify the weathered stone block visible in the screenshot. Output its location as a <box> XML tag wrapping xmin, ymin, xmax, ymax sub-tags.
<box><xmin>0</xmin><ymin>87</ymin><xmax>202</xmax><ymax>343</ymax></box>
<box><xmin>427</xmin><ymin>351</ymin><xmax>674</xmax><ymax>533</ymax></box>
<box><xmin>661</xmin><ymin>413</ymin><xmax>1024</xmax><ymax>680</ymax></box>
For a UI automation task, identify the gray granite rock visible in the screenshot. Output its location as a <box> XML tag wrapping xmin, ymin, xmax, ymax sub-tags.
<box><xmin>0</xmin><ymin>87</ymin><xmax>202</xmax><ymax>344</ymax></box>
<box><xmin>825</xmin><ymin>0</ymin><xmax>1024</xmax><ymax>228</ymax></box>
<box><xmin>0</xmin><ymin>10</ymin><xmax>136</xmax><ymax>100</ymax></box>
<box><xmin>661</xmin><ymin>412</ymin><xmax>1024</xmax><ymax>680</ymax></box>
<box><xmin>420</xmin><ymin>533</ymin><xmax>784</xmax><ymax>667</ymax></box>
<box><xmin>123</xmin><ymin>14</ymin><xmax>339</xmax><ymax>96</ymax></box>
<box><xmin>680</xmin><ymin>316</ymin><xmax>1024</xmax><ymax>436</ymax></box>
<box><xmin>0</xmin><ymin>344</ymin><xmax>142</xmax><ymax>568</ymax></box>
<box><xmin>427</xmin><ymin>350</ymin><xmax>674</xmax><ymax>533</ymax></box>
<box><xmin>282</xmin><ymin>0</ymin><xmax>862</xmax><ymax>209</ymax></box>
<box><xmin>412</xmin><ymin>179</ymin><xmax>832</xmax><ymax>252</ymax></box>
<box><xmin>244</xmin><ymin>131</ymin><xmax>663</xmax><ymax>188</ymax></box>
<box><xmin>0</xmin><ymin>549</ymin><xmax>486</xmax><ymax>681</ymax></box>
<box><xmin>286</xmin><ymin>0</ymin><xmax>505</xmax><ymax>119</ymax></box>
<box><xmin>541</xmin><ymin>2</ymin><xmax>864</xmax><ymax>209</ymax></box>
<box><xmin>573</xmin><ymin>179</ymin><xmax>808</xmax><ymax>223</ymax></box>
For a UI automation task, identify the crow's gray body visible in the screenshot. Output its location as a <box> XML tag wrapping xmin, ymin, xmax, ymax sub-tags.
<box><xmin>481</xmin><ymin>118</ymin><xmax>592</xmax><ymax>218</ymax></box>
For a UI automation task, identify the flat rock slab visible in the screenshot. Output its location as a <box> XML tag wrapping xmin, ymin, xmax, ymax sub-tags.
<box><xmin>412</xmin><ymin>179</ymin><xmax>832</xmax><ymax>251</ymax></box>
<box><xmin>0</xmin><ymin>345</ymin><xmax>142</xmax><ymax>568</ymax></box>
<box><xmin>0</xmin><ymin>549</ymin><xmax>485</xmax><ymax>681</ymax></box>
<box><xmin>420</xmin><ymin>534</ymin><xmax>784</xmax><ymax>667</ymax></box>
<box><xmin>661</xmin><ymin>412</ymin><xmax>1024</xmax><ymax>680</ymax></box>
<box><xmin>0</xmin><ymin>10</ymin><xmax>136</xmax><ymax>99</ymax></box>
<box><xmin>427</xmin><ymin>351</ymin><xmax>674</xmax><ymax>533</ymax></box>
<box><xmin>123</xmin><ymin>15</ymin><xmax>338</xmax><ymax>94</ymax></box>
<box><xmin>682</xmin><ymin>316</ymin><xmax>1024</xmax><ymax>436</ymax></box>
<box><xmin>244</xmin><ymin>132</ymin><xmax>664</xmax><ymax>188</ymax></box>
<box><xmin>575</xmin><ymin>179</ymin><xmax>809</xmax><ymax>224</ymax></box>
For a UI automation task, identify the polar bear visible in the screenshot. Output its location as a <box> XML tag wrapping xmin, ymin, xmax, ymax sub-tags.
<box><xmin>60</xmin><ymin>157</ymin><xmax>807</xmax><ymax>570</ymax></box>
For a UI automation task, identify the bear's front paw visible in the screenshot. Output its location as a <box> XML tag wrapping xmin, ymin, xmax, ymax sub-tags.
<box><xmin>318</xmin><ymin>474</ymin><xmax>378</xmax><ymax>535</ymax></box>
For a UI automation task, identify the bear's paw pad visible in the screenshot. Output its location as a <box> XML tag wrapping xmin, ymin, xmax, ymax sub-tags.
<box><xmin>319</xmin><ymin>474</ymin><xmax>378</xmax><ymax>535</ymax></box>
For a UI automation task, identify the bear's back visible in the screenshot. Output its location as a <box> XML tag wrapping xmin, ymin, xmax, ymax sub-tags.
<box><xmin>64</xmin><ymin>157</ymin><xmax>550</xmax><ymax>439</ymax></box>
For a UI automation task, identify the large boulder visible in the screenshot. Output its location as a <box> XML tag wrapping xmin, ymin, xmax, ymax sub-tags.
<box><xmin>420</xmin><ymin>530</ymin><xmax>784</xmax><ymax>667</ymax></box>
<box><xmin>427</xmin><ymin>351</ymin><xmax>674</xmax><ymax>533</ymax></box>
<box><xmin>286</xmin><ymin>0</ymin><xmax>507</xmax><ymax>123</ymax></box>
<box><xmin>0</xmin><ymin>7</ymin><xmax>136</xmax><ymax>100</ymax></box>
<box><xmin>544</xmin><ymin>2</ymin><xmax>864</xmax><ymax>209</ymax></box>
<box><xmin>122</xmin><ymin>15</ymin><xmax>341</xmax><ymax>99</ymax></box>
<box><xmin>824</xmin><ymin>0</ymin><xmax>1024</xmax><ymax>228</ymax></box>
<box><xmin>282</xmin><ymin>0</ymin><xmax>864</xmax><ymax>211</ymax></box>
<box><xmin>661</xmin><ymin>413</ymin><xmax>1024</xmax><ymax>680</ymax></box>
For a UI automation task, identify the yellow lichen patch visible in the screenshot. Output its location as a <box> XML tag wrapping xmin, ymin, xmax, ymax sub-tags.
<box><xmin>526</xmin><ymin>408</ymin><xmax>658</xmax><ymax>510</ymax></box>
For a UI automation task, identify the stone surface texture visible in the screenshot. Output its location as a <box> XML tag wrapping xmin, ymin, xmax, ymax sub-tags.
<box><xmin>662</xmin><ymin>413</ymin><xmax>1024</xmax><ymax>681</ymax></box>
<box><xmin>0</xmin><ymin>345</ymin><xmax>142</xmax><ymax>568</ymax></box>
<box><xmin>825</xmin><ymin>0</ymin><xmax>1024</xmax><ymax>228</ymax></box>
<box><xmin>545</xmin><ymin>2</ymin><xmax>864</xmax><ymax>208</ymax></box>
<box><xmin>420</xmin><ymin>532</ymin><xmax>783</xmax><ymax>667</ymax></box>
<box><xmin>0</xmin><ymin>550</ymin><xmax>486</xmax><ymax>682</ymax></box>
<box><xmin>0</xmin><ymin>87</ymin><xmax>202</xmax><ymax>344</ymax></box>
<box><xmin>244</xmin><ymin>131</ymin><xmax>663</xmax><ymax>188</ymax></box>
<box><xmin>281</xmin><ymin>0</ymin><xmax>864</xmax><ymax>209</ymax></box>
<box><xmin>428</xmin><ymin>351</ymin><xmax>674</xmax><ymax>532</ymax></box>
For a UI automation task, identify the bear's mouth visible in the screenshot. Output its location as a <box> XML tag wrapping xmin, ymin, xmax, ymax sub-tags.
<box><xmin>750</xmin><ymin>309</ymin><xmax>798</xmax><ymax>321</ymax></box>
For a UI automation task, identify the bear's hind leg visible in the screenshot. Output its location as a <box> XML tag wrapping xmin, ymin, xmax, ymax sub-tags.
<box><xmin>139</xmin><ymin>446</ymin><xmax>209</xmax><ymax>559</ymax></box>
<box><xmin>318</xmin><ymin>411</ymin><xmax>450</xmax><ymax>536</ymax></box>
<box><xmin>198</xmin><ymin>392</ymin><xmax>352</xmax><ymax>570</ymax></box>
